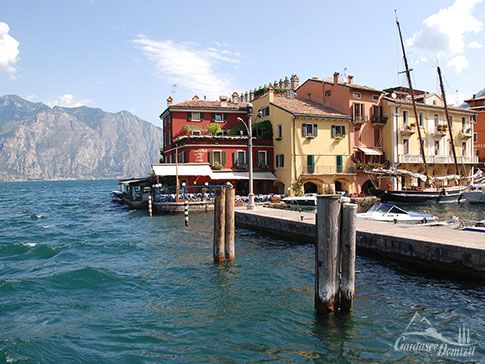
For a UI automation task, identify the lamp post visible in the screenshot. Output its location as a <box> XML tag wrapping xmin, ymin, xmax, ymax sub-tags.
<box><xmin>237</xmin><ymin>103</ymin><xmax>261</xmax><ymax>210</ymax></box>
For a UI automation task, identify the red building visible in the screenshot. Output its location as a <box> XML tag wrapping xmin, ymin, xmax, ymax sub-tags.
<box><xmin>464</xmin><ymin>90</ymin><xmax>485</xmax><ymax>165</ymax></box>
<box><xmin>158</xmin><ymin>95</ymin><xmax>277</xmax><ymax>195</ymax></box>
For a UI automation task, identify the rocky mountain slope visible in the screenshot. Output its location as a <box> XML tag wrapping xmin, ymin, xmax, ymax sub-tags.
<box><xmin>0</xmin><ymin>95</ymin><xmax>162</xmax><ymax>181</ymax></box>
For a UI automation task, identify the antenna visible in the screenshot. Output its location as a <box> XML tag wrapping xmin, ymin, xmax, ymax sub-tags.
<box><xmin>171</xmin><ymin>84</ymin><xmax>177</xmax><ymax>97</ymax></box>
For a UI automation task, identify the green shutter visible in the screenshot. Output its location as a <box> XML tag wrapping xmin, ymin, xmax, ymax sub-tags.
<box><xmin>223</xmin><ymin>113</ymin><xmax>227</xmax><ymax>122</ymax></box>
<box><xmin>302</xmin><ymin>123</ymin><xmax>307</xmax><ymax>137</ymax></box>
<box><xmin>208</xmin><ymin>151</ymin><xmax>213</xmax><ymax>165</ymax></box>
<box><xmin>233</xmin><ymin>151</ymin><xmax>237</xmax><ymax>165</ymax></box>
<box><xmin>246</xmin><ymin>150</ymin><xmax>249</xmax><ymax>165</ymax></box>
<box><xmin>267</xmin><ymin>150</ymin><xmax>271</xmax><ymax>167</ymax></box>
<box><xmin>188</xmin><ymin>112</ymin><xmax>192</xmax><ymax>121</ymax></box>
<box><xmin>331</xmin><ymin>125</ymin><xmax>336</xmax><ymax>138</ymax></box>
<box><xmin>200</xmin><ymin>112</ymin><xmax>204</xmax><ymax>121</ymax></box>
<box><xmin>212</xmin><ymin>113</ymin><xmax>215</xmax><ymax>121</ymax></box>
<box><xmin>222</xmin><ymin>151</ymin><xmax>226</xmax><ymax>166</ymax></box>
<box><xmin>342</xmin><ymin>126</ymin><xmax>346</xmax><ymax>137</ymax></box>
<box><xmin>255</xmin><ymin>151</ymin><xmax>259</xmax><ymax>166</ymax></box>
<box><xmin>337</xmin><ymin>155</ymin><xmax>343</xmax><ymax>173</ymax></box>
<box><xmin>281</xmin><ymin>154</ymin><xmax>284</xmax><ymax>167</ymax></box>
<box><xmin>314</xmin><ymin>124</ymin><xmax>318</xmax><ymax>137</ymax></box>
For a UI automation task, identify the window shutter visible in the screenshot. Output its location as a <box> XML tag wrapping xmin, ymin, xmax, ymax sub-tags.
<box><xmin>281</xmin><ymin>154</ymin><xmax>284</xmax><ymax>167</ymax></box>
<box><xmin>188</xmin><ymin>112</ymin><xmax>192</xmax><ymax>121</ymax></box>
<box><xmin>342</xmin><ymin>126</ymin><xmax>346</xmax><ymax>137</ymax></box>
<box><xmin>313</xmin><ymin>124</ymin><xmax>318</xmax><ymax>137</ymax></box>
<box><xmin>255</xmin><ymin>151</ymin><xmax>259</xmax><ymax>165</ymax></box>
<box><xmin>200</xmin><ymin>112</ymin><xmax>204</xmax><ymax>121</ymax></box>
<box><xmin>331</xmin><ymin>125</ymin><xmax>336</xmax><ymax>138</ymax></box>
<box><xmin>233</xmin><ymin>151</ymin><xmax>237</xmax><ymax>165</ymax></box>
<box><xmin>222</xmin><ymin>152</ymin><xmax>226</xmax><ymax>166</ymax></box>
<box><xmin>223</xmin><ymin>113</ymin><xmax>227</xmax><ymax>122</ymax></box>
<box><xmin>246</xmin><ymin>150</ymin><xmax>249</xmax><ymax>165</ymax></box>
<box><xmin>267</xmin><ymin>150</ymin><xmax>271</xmax><ymax>166</ymax></box>
<box><xmin>212</xmin><ymin>113</ymin><xmax>215</xmax><ymax>121</ymax></box>
<box><xmin>302</xmin><ymin>123</ymin><xmax>307</xmax><ymax>137</ymax></box>
<box><xmin>352</xmin><ymin>104</ymin><xmax>355</xmax><ymax>121</ymax></box>
<box><xmin>208</xmin><ymin>151</ymin><xmax>213</xmax><ymax>165</ymax></box>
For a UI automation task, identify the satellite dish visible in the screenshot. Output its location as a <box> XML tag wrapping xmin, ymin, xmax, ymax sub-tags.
<box><xmin>391</xmin><ymin>92</ymin><xmax>397</xmax><ymax>99</ymax></box>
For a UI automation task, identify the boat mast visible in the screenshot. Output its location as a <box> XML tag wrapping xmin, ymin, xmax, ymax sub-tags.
<box><xmin>437</xmin><ymin>66</ymin><xmax>460</xmax><ymax>177</ymax></box>
<box><xmin>395</xmin><ymin>11</ymin><xmax>429</xmax><ymax>184</ymax></box>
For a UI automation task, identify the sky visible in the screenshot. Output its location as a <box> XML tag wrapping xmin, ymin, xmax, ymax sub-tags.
<box><xmin>1</xmin><ymin>0</ymin><xmax>484</xmax><ymax>127</ymax></box>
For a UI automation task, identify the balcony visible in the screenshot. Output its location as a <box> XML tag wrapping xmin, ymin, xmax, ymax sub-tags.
<box><xmin>457</xmin><ymin>156</ymin><xmax>478</xmax><ymax>164</ymax></box>
<box><xmin>459</xmin><ymin>128</ymin><xmax>473</xmax><ymax>139</ymax></box>
<box><xmin>398</xmin><ymin>155</ymin><xmax>422</xmax><ymax>163</ymax></box>
<box><xmin>371</xmin><ymin>116</ymin><xmax>388</xmax><ymax>126</ymax></box>
<box><xmin>300</xmin><ymin>165</ymin><xmax>355</xmax><ymax>175</ymax></box>
<box><xmin>400</xmin><ymin>124</ymin><xmax>416</xmax><ymax>135</ymax></box>
<box><xmin>351</xmin><ymin>115</ymin><xmax>366</xmax><ymax>125</ymax></box>
<box><xmin>431</xmin><ymin>125</ymin><xmax>447</xmax><ymax>138</ymax></box>
<box><xmin>427</xmin><ymin>155</ymin><xmax>451</xmax><ymax>164</ymax></box>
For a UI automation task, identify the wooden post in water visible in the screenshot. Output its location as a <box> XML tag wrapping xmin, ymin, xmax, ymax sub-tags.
<box><xmin>225</xmin><ymin>187</ymin><xmax>235</xmax><ymax>260</ymax></box>
<box><xmin>213</xmin><ymin>188</ymin><xmax>226</xmax><ymax>262</ymax></box>
<box><xmin>148</xmin><ymin>195</ymin><xmax>152</xmax><ymax>217</ymax></box>
<box><xmin>340</xmin><ymin>203</ymin><xmax>357</xmax><ymax>312</ymax></box>
<box><xmin>315</xmin><ymin>195</ymin><xmax>341</xmax><ymax>315</ymax></box>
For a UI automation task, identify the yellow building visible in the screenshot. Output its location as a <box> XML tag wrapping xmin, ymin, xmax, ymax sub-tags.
<box><xmin>250</xmin><ymin>87</ymin><xmax>354</xmax><ymax>195</ymax></box>
<box><xmin>380</xmin><ymin>87</ymin><xmax>478</xmax><ymax>189</ymax></box>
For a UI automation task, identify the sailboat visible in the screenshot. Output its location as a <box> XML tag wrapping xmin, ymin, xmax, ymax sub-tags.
<box><xmin>369</xmin><ymin>12</ymin><xmax>466</xmax><ymax>204</ymax></box>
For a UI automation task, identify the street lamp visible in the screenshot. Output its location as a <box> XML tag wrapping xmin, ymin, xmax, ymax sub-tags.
<box><xmin>237</xmin><ymin>103</ymin><xmax>262</xmax><ymax>210</ymax></box>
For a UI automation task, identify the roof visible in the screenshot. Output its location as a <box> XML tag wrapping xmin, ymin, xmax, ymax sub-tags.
<box><xmin>271</xmin><ymin>98</ymin><xmax>349</xmax><ymax>119</ymax></box>
<box><xmin>300</xmin><ymin>78</ymin><xmax>383</xmax><ymax>93</ymax></box>
<box><xmin>169</xmin><ymin>100</ymin><xmax>248</xmax><ymax>110</ymax></box>
<box><xmin>382</xmin><ymin>96</ymin><xmax>478</xmax><ymax>114</ymax></box>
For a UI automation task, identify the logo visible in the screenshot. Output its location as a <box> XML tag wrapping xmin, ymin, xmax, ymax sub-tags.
<box><xmin>394</xmin><ymin>312</ymin><xmax>477</xmax><ymax>358</ymax></box>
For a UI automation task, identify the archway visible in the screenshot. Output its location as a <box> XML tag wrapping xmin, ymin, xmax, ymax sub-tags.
<box><xmin>361</xmin><ymin>180</ymin><xmax>374</xmax><ymax>196</ymax></box>
<box><xmin>335</xmin><ymin>181</ymin><xmax>343</xmax><ymax>192</ymax></box>
<box><xmin>304</xmin><ymin>181</ymin><xmax>318</xmax><ymax>194</ymax></box>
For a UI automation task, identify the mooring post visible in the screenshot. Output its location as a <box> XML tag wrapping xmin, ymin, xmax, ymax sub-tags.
<box><xmin>224</xmin><ymin>186</ymin><xmax>235</xmax><ymax>260</ymax></box>
<box><xmin>182</xmin><ymin>183</ymin><xmax>188</xmax><ymax>226</ymax></box>
<box><xmin>213</xmin><ymin>188</ymin><xmax>226</xmax><ymax>262</ymax></box>
<box><xmin>148</xmin><ymin>195</ymin><xmax>152</xmax><ymax>217</ymax></box>
<box><xmin>340</xmin><ymin>203</ymin><xmax>357</xmax><ymax>312</ymax></box>
<box><xmin>315</xmin><ymin>194</ymin><xmax>341</xmax><ymax>315</ymax></box>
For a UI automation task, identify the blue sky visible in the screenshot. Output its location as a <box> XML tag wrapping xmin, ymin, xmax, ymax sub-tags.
<box><xmin>1</xmin><ymin>0</ymin><xmax>484</xmax><ymax>126</ymax></box>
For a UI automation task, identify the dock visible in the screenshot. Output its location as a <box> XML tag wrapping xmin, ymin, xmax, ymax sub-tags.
<box><xmin>235</xmin><ymin>206</ymin><xmax>485</xmax><ymax>280</ymax></box>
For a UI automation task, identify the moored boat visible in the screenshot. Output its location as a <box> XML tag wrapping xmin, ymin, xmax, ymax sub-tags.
<box><xmin>357</xmin><ymin>202</ymin><xmax>439</xmax><ymax>224</ymax></box>
<box><xmin>461</xmin><ymin>184</ymin><xmax>485</xmax><ymax>204</ymax></box>
<box><xmin>370</xmin><ymin>186</ymin><xmax>463</xmax><ymax>204</ymax></box>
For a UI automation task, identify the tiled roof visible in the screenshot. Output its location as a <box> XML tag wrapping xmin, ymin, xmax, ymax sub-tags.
<box><xmin>383</xmin><ymin>96</ymin><xmax>478</xmax><ymax>113</ymax></box>
<box><xmin>271</xmin><ymin>98</ymin><xmax>349</xmax><ymax>118</ymax></box>
<box><xmin>313</xmin><ymin>78</ymin><xmax>382</xmax><ymax>93</ymax></box>
<box><xmin>169</xmin><ymin>100</ymin><xmax>248</xmax><ymax>110</ymax></box>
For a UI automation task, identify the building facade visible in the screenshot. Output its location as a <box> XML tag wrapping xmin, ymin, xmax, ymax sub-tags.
<box><xmin>159</xmin><ymin>95</ymin><xmax>276</xmax><ymax>194</ymax></box>
<box><xmin>250</xmin><ymin>86</ymin><xmax>353</xmax><ymax>195</ymax></box>
<box><xmin>463</xmin><ymin>90</ymin><xmax>485</xmax><ymax>164</ymax></box>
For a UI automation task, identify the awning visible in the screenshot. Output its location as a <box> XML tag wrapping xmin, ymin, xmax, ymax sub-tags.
<box><xmin>356</xmin><ymin>146</ymin><xmax>383</xmax><ymax>156</ymax></box>
<box><xmin>210</xmin><ymin>171</ymin><xmax>278</xmax><ymax>181</ymax></box>
<box><xmin>151</xmin><ymin>163</ymin><xmax>213</xmax><ymax>177</ymax></box>
<box><xmin>119</xmin><ymin>178</ymin><xmax>148</xmax><ymax>185</ymax></box>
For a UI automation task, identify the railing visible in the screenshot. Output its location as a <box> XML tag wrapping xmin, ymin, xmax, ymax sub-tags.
<box><xmin>459</xmin><ymin>129</ymin><xmax>473</xmax><ymax>139</ymax></box>
<box><xmin>457</xmin><ymin>156</ymin><xmax>478</xmax><ymax>164</ymax></box>
<box><xmin>370</xmin><ymin>116</ymin><xmax>388</xmax><ymax>125</ymax></box>
<box><xmin>398</xmin><ymin>155</ymin><xmax>422</xmax><ymax>163</ymax></box>
<box><xmin>431</xmin><ymin>126</ymin><xmax>447</xmax><ymax>137</ymax></box>
<box><xmin>427</xmin><ymin>155</ymin><xmax>450</xmax><ymax>163</ymax></box>
<box><xmin>351</xmin><ymin>115</ymin><xmax>366</xmax><ymax>124</ymax></box>
<box><xmin>400</xmin><ymin>125</ymin><xmax>416</xmax><ymax>135</ymax></box>
<box><xmin>300</xmin><ymin>165</ymin><xmax>353</xmax><ymax>174</ymax></box>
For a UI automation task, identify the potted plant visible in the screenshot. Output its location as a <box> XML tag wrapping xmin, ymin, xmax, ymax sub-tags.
<box><xmin>334</xmin><ymin>136</ymin><xmax>344</xmax><ymax>141</ymax></box>
<box><xmin>212</xmin><ymin>162</ymin><xmax>223</xmax><ymax>170</ymax></box>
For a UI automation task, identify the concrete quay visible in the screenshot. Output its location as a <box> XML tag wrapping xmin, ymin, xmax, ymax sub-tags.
<box><xmin>235</xmin><ymin>206</ymin><xmax>485</xmax><ymax>280</ymax></box>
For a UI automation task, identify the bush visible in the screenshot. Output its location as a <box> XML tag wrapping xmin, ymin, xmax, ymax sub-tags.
<box><xmin>206</xmin><ymin>123</ymin><xmax>221</xmax><ymax>135</ymax></box>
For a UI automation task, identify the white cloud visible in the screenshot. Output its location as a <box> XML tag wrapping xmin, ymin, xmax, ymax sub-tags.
<box><xmin>0</xmin><ymin>22</ymin><xmax>20</xmax><ymax>79</ymax></box>
<box><xmin>46</xmin><ymin>94</ymin><xmax>92</xmax><ymax>108</ymax></box>
<box><xmin>447</xmin><ymin>55</ymin><xmax>469</xmax><ymax>72</ymax></box>
<box><xmin>468</xmin><ymin>41</ymin><xmax>483</xmax><ymax>48</ymax></box>
<box><xmin>406</xmin><ymin>0</ymin><xmax>484</xmax><ymax>70</ymax></box>
<box><xmin>132</xmin><ymin>36</ymin><xmax>243</xmax><ymax>99</ymax></box>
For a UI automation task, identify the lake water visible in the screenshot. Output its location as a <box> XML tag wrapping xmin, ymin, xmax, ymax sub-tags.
<box><xmin>0</xmin><ymin>180</ymin><xmax>483</xmax><ymax>363</ymax></box>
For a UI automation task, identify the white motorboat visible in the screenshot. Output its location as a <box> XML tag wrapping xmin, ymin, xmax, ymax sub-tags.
<box><xmin>357</xmin><ymin>203</ymin><xmax>439</xmax><ymax>224</ymax></box>
<box><xmin>282</xmin><ymin>194</ymin><xmax>317</xmax><ymax>206</ymax></box>
<box><xmin>461</xmin><ymin>184</ymin><xmax>485</xmax><ymax>204</ymax></box>
<box><xmin>462</xmin><ymin>220</ymin><xmax>485</xmax><ymax>233</ymax></box>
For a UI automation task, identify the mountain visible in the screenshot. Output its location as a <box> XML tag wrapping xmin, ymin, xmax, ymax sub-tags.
<box><xmin>0</xmin><ymin>95</ymin><xmax>163</xmax><ymax>181</ymax></box>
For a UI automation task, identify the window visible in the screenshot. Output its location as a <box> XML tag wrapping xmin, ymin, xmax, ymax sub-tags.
<box><xmin>352</xmin><ymin>103</ymin><xmax>364</xmax><ymax>122</ymax></box>
<box><xmin>276</xmin><ymin>124</ymin><xmax>282</xmax><ymax>139</ymax></box>
<box><xmin>276</xmin><ymin>154</ymin><xmax>284</xmax><ymax>168</ymax></box>
<box><xmin>233</xmin><ymin>150</ymin><xmax>246</xmax><ymax>166</ymax></box>
<box><xmin>255</xmin><ymin>150</ymin><xmax>268</xmax><ymax>167</ymax></box>
<box><xmin>474</xmin><ymin>132</ymin><xmax>477</xmax><ymax>142</ymax></box>
<box><xmin>325</xmin><ymin>90</ymin><xmax>331</xmax><ymax>96</ymax></box>
<box><xmin>462</xmin><ymin>116</ymin><xmax>466</xmax><ymax>131</ymax></box>
<box><xmin>403</xmin><ymin>139</ymin><xmax>409</xmax><ymax>154</ymax></box>
<box><xmin>179</xmin><ymin>151</ymin><xmax>185</xmax><ymax>163</ymax></box>
<box><xmin>462</xmin><ymin>142</ymin><xmax>467</xmax><ymax>155</ymax></box>
<box><xmin>403</xmin><ymin>110</ymin><xmax>409</xmax><ymax>124</ymax></box>
<box><xmin>419</xmin><ymin>112</ymin><xmax>424</xmax><ymax>127</ymax></box>
<box><xmin>434</xmin><ymin>113</ymin><xmax>439</xmax><ymax>126</ymax></box>
<box><xmin>169</xmin><ymin>154</ymin><xmax>172</xmax><ymax>163</ymax></box>
<box><xmin>352</xmin><ymin>92</ymin><xmax>361</xmax><ymax>99</ymax></box>
<box><xmin>168</xmin><ymin>130</ymin><xmax>172</xmax><ymax>144</ymax></box>
<box><xmin>192</xmin><ymin>130</ymin><xmax>201</xmax><ymax>136</ymax></box>
<box><xmin>307</xmin><ymin>155</ymin><xmax>315</xmax><ymax>173</ymax></box>
<box><xmin>433</xmin><ymin>100</ymin><xmax>437</xmax><ymax>105</ymax></box>
<box><xmin>302</xmin><ymin>123</ymin><xmax>318</xmax><ymax>137</ymax></box>
<box><xmin>331</xmin><ymin>125</ymin><xmax>346</xmax><ymax>138</ymax></box>
<box><xmin>434</xmin><ymin>141</ymin><xmax>440</xmax><ymax>155</ymax></box>
<box><xmin>260</xmin><ymin>106</ymin><xmax>270</xmax><ymax>117</ymax></box>
<box><xmin>188</xmin><ymin>112</ymin><xmax>203</xmax><ymax>122</ymax></box>
<box><xmin>212</xmin><ymin>113</ymin><xmax>226</xmax><ymax>122</ymax></box>
<box><xmin>449</xmin><ymin>140</ymin><xmax>453</xmax><ymax>156</ymax></box>
<box><xmin>372</xmin><ymin>95</ymin><xmax>379</xmax><ymax>102</ymax></box>
<box><xmin>208</xmin><ymin>150</ymin><xmax>226</xmax><ymax>166</ymax></box>
<box><xmin>336</xmin><ymin>155</ymin><xmax>343</xmax><ymax>173</ymax></box>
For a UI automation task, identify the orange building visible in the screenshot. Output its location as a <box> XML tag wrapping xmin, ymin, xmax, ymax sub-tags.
<box><xmin>464</xmin><ymin>90</ymin><xmax>485</xmax><ymax>165</ymax></box>
<box><xmin>296</xmin><ymin>73</ymin><xmax>384</xmax><ymax>195</ymax></box>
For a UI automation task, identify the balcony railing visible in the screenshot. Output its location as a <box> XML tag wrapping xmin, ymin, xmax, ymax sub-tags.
<box><xmin>351</xmin><ymin>115</ymin><xmax>366</xmax><ymax>124</ymax></box>
<box><xmin>459</xmin><ymin>129</ymin><xmax>473</xmax><ymax>139</ymax></box>
<box><xmin>398</xmin><ymin>155</ymin><xmax>422</xmax><ymax>163</ymax></box>
<box><xmin>300</xmin><ymin>165</ymin><xmax>354</xmax><ymax>174</ymax></box>
<box><xmin>457</xmin><ymin>156</ymin><xmax>478</xmax><ymax>164</ymax></box>
<box><xmin>431</xmin><ymin>125</ymin><xmax>447</xmax><ymax>138</ymax></box>
<box><xmin>370</xmin><ymin>116</ymin><xmax>388</xmax><ymax>125</ymax></box>
<box><xmin>400</xmin><ymin>124</ymin><xmax>416</xmax><ymax>135</ymax></box>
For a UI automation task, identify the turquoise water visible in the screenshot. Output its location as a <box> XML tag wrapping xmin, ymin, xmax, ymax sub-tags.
<box><xmin>0</xmin><ymin>180</ymin><xmax>483</xmax><ymax>363</ymax></box>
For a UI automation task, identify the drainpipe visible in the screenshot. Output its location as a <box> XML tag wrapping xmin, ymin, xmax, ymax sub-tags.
<box><xmin>292</xmin><ymin>115</ymin><xmax>297</xmax><ymax>185</ymax></box>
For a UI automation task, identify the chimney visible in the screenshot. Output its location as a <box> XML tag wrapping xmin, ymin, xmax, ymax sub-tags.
<box><xmin>333</xmin><ymin>72</ymin><xmax>339</xmax><ymax>85</ymax></box>
<box><xmin>290</xmin><ymin>74</ymin><xmax>299</xmax><ymax>91</ymax></box>
<box><xmin>232</xmin><ymin>92</ymin><xmax>239</xmax><ymax>103</ymax></box>
<box><xmin>284</xmin><ymin>76</ymin><xmax>290</xmax><ymax>89</ymax></box>
<box><xmin>167</xmin><ymin>96</ymin><xmax>173</xmax><ymax>105</ymax></box>
<box><xmin>348</xmin><ymin>75</ymin><xmax>353</xmax><ymax>84</ymax></box>
<box><xmin>219</xmin><ymin>95</ymin><xmax>228</xmax><ymax>106</ymax></box>
<box><xmin>192</xmin><ymin>95</ymin><xmax>199</xmax><ymax>100</ymax></box>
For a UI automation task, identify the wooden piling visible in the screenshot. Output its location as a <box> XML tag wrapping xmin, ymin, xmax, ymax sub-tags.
<box><xmin>213</xmin><ymin>188</ymin><xmax>225</xmax><ymax>262</ymax></box>
<box><xmin>148</xmin><ymin>195</ymin><xmax>152</xmax><ymax>217</ymax></box>
<box><xmin>184</xmin><ymin>199</ymin><xmax>189</xmax><ymax>226</ymax></box>
<box><xmin>225</xmin><ymin>187</ymin><xmax>235</xmax><ymax>260</ymax></box>
<box><xmin>340</xmin><ymin>203</ymin><xmax>357</xmax><ymax>312</ymax></box>
<box><xmin>315</xmin><ymin>195</ymin><xmax>341</xmax><ymax>315</ymax></box>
